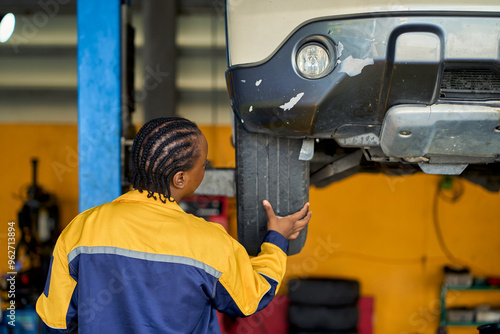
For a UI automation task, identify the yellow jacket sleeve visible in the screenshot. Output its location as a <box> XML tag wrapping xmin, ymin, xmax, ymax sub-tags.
<box><xmin>36</xmin><ymin>237</ymin><xmax>78</xmax><ymax>332</ymax></box>
<box><xmin>214</xmin><ymin>230</ymin><xmax>288</xmax><ymax>316</ymax></box>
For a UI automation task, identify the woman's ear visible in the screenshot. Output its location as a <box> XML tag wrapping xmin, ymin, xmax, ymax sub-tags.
<box><xmin>171</xmin><ymin>171</ymin><xmax>186</xmax><ymax>189</ymax></box>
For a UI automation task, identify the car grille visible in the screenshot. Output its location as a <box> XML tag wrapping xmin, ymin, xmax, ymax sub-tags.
<box><xmin>440</xmin><ymin>68</ymin><xmax>500</xmax><ymax>99</ymax></box>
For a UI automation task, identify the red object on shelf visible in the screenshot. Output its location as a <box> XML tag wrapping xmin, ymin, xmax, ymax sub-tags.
<box><xmin>180</xmin><ymin>196</ymin><xmax>229</xmax><ymax>231</ymax></box>
<box><xmin>487</xmin><ymin>277</ymin><xmax>500</xmax><ymax>287</ymax></box>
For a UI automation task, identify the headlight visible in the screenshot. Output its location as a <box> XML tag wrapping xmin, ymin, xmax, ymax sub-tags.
<box><xmin>296</xmin><ymin>43</ymin><xmax>330</xmax><ymax>79</ymax></box>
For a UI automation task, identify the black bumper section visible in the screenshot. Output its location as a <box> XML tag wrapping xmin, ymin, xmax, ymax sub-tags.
<box><xmin>226</xmin><ymin>13</ymin><xmax>500</xmax><ymax>139</ymax></box>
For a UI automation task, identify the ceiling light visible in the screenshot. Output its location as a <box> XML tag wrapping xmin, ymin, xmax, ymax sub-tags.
<box><xmin>0</xmin><ymin>13</ymin><xmax>15</xmax><ymax>43</ymax></box>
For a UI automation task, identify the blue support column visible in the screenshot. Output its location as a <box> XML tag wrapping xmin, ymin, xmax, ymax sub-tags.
<box><xmin>77</xmin><ymin>0</ymin><xmax>122</xmax><ymax>212</ymax></box>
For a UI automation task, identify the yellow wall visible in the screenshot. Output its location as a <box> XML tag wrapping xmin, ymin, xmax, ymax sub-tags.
<box><xmin>0</xmin><ymin>124</ymin><xmax>80</xmax><ymax>273</ymax></box>
<box><xmin>286</xmin><ymin>173</ymin><xmax>500</xmax><ymax>334</ymax></box>
<box><xmin>0</xmin><ymin>124</ymin><xmax>80</xmax><ymax>227</ymax></box>
<box><xmin>1</xmin><ymin>123</ymin><xmax>500</xmax><ymax>334</ymax></box>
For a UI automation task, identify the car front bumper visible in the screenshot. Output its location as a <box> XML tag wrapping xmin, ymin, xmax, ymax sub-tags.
<box><xmin>226</xmin><ymin>12</ymin><xmax>500</xmax><ymax>143</ymax></box>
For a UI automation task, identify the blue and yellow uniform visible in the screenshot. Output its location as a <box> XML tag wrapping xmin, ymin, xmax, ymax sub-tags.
<box><xmin>36</xmin><ymin>190</ymin><xmax>288</xmax><ymax>333</ymax></box>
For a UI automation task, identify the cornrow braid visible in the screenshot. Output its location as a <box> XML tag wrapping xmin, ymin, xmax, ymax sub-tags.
<box><xmin>130</xmin><ymin>117</ymin><xmax>202</xmax><ymax>203</ymax></box>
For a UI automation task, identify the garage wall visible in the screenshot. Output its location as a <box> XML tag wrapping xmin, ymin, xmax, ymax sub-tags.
<box><xmin>286</xmin><ymin>174</ymin><xmax>500</xmax><ymax>334</ymax></box>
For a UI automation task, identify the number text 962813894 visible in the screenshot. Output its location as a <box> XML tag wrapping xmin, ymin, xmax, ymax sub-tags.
<box><xmin>6</xmin><ymin>221</ymin><xmax>17</xmax><ymax>327</ymax></box>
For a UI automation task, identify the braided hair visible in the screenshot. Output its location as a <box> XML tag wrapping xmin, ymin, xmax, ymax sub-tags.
<box><xmin>130</xmin><ymin>117</ymin><xmax>202</xmax><ymax>203</ymax></box>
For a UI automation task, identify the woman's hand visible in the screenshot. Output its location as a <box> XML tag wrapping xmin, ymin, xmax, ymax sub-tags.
<box><xmin>263</xmin><ymin>200</ymin><xmax>311</xmax><ymax>240</ymax></box>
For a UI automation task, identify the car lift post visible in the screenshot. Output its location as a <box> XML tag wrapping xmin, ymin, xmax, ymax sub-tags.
<box><xmin>77</xmin><ymin>0</ymin><xmax>122</xmax><ymax>212</ymax></box>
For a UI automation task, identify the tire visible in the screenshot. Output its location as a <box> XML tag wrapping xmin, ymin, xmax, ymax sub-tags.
<box><xmin>288</xmin><ymin>304</ymin><xmax>358</xmax><ymax>332</ymax></box>
<box><xmin>288</xmin><ymin>278</ymin><xmax>360</xmax><ymax>306</ymax></box>
<box><xmin>235</xmin><ymin>121</ymin><xmax>310</xmax><ymax>256</ymax></box>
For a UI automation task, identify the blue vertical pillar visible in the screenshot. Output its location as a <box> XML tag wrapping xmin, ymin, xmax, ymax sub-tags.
<box><xmin>77</xmin><ymin>0</ymin><xmax>122</xmax><ymax>212</ymax></box>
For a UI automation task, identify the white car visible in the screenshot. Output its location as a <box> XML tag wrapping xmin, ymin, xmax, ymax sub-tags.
<box><xmin>225</xmin><ymin>0</ymin><xmax>500</xmax><ymax>255</ymax></box>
